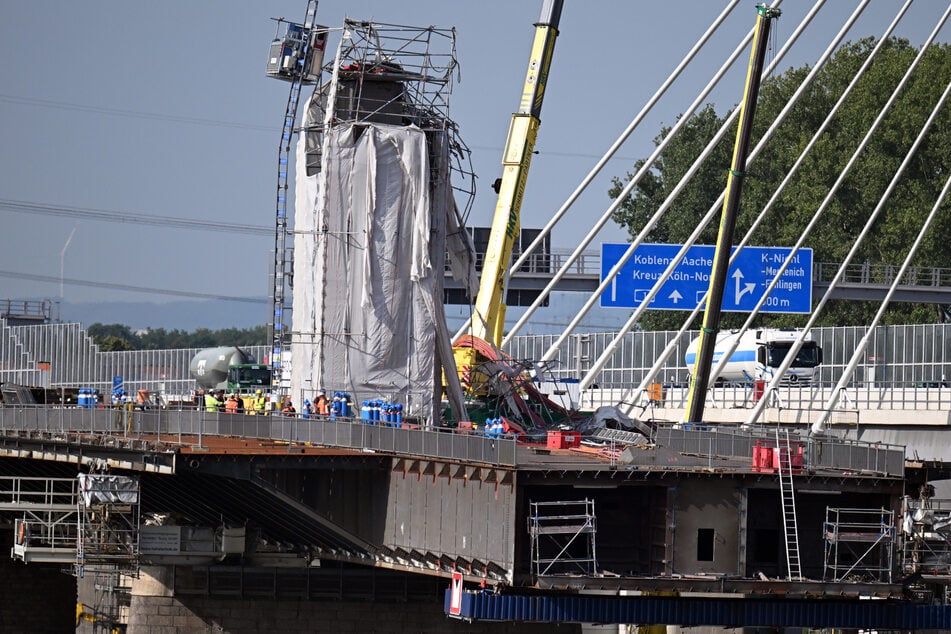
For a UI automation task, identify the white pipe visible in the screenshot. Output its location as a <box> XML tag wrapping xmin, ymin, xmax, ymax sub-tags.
<box><xmin>541</xmin><ymin>0</ymin><xmax>819</xmax><ymax>367</ymax></box>
<box><xmin>59</xmin><ymin>226</ymin><xmax>77</xmax><ymax>300</ymax></box>
<box><xmin>807</xmin><ymin>81</ymin><xmax>951</xmax><ymax>435</ymax></box>
<box><xmin>487</xmin><ymin>4</ymin><xmax>772</xmax><ymax>348</ymax></box>
<box><xmin>454</xmin><ymin>0</ymin><xmax>745</xmax><ymax>344</ymax></box>
<box><xmin>740</xmin><ymin>2</ymin><xmax>951</xmax><ymax>430</ymax></box>
<box><xmin>583</xmin><ymin>0</ymin><xmax>869</xmax><ymax>393</ymax></box>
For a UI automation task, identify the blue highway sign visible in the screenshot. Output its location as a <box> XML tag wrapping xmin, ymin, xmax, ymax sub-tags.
<box><xmin>600</xmin><ymin>243</ymin><xmax>813</xmax><ymax>314</ymax></box>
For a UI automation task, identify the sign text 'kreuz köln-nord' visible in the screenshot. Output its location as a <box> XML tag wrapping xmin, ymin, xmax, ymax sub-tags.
<box><xmin>600</xmin><ymin>243</ymin><xmax>813</xmax><ymax>314</ymax></box>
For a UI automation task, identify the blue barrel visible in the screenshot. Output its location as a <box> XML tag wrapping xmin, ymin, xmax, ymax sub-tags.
<box><xmin>394</xmin><ymin>404</ymin><xmax>403</xmax><ymax>424</ymax></box>
<box><xmin>341</xmin><ymin>393</ymin><xmax>351</xmax><ymax>417</ymax></box>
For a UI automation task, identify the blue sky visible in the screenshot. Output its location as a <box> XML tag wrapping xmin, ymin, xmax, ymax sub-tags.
<box><xmin>0</xmin><ymin>1</ymin><xmax>947</xmax><ymax>331</ymax></box>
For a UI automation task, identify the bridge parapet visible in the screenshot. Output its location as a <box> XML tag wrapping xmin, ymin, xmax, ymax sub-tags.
<box><xmin>653</xmin><ymin>423</ymin><xmax>906</xmax><ymax>477</ymax></box>
<box><xmin>0</xmin><ymin>406</ymin><xmax>517</xmax><ymax>467</ymax></box>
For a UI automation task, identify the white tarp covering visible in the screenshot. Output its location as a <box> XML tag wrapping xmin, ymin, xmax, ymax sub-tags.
<box><xmin>292</xmin><ymin>114</ymin><xmax>455</xmax><ymax>422</ymax></box>
<box><xmin>78</xmin><ymin>473</ymin><xmax>139</xmax><ymax>506</ymax></box>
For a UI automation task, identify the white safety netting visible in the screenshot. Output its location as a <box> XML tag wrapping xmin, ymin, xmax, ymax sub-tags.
<box><xmin>291</xmin><ymin>116</ymin><xmax>456</xmax><ymax>422</ymax></box>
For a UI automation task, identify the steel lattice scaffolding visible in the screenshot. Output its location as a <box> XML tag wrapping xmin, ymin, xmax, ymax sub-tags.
<box><xmin>528</xmin><ymin>499</ymin><xmax>598</xmax><ymax>578</ymax></box>
<box><xmin>901</xmin><ymin>492</ymin><xmax>951</xmax><ymax>578</ymax></box>
<box><xmin>823</xmin><ymin>506</ymin><xmax>895</xmax><ymax>583</ymax></box>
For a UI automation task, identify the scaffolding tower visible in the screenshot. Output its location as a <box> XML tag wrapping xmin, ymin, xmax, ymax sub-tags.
<box><xmin>823</xmin><ymin>507</ymin><xmax>895</xmax><ymax>583</ymax></box>
<box><xmin>901</xmin><ymin>492</ymin><xmax>951</xmax><ymax>577</ymax></box>
<box><xmin>264</xmin><ymin>0</ymin><xmax>325</xmax><ymax>392</ymax></box>
<box><xmin>4</xmin><ymin>474</ymin><xmax>141</xmax><ymax>632</ymax></box>
<box><xmin>268</xmin><ymin>16</ymin><xmax>474</xmax><ymax>396</ymax></box>
<box><xmin>528</xmin><ymin>499</ymin><xmax>598</xmax><ymax>577</ymax></box>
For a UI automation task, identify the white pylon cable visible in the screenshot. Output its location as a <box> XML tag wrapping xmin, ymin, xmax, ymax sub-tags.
<box><xmin>537</xmin><ymin>1</ymin><xmax>821</xmax><ymax>366</ymax></box>
<box><xmin>484</xmin><ymin>3</ymin><xmax>782</xmax><ymax>347</ymax></box>
<box><xmin>584</xmin><ymin>0</ymin><xmax>885</xmax><ymax>398</ymax></box>
<box><xmin>452</xmin><ymin>0</ymin><xmax>744</xmax><ymax>343</ymax></box>
<box><xmin>740</xmin><ymin>3</ymin><xmax>951</xmax><ymax>429</ymax></box>
<box><xmin>686</xmin><ymin>0</ymin><xmax>914</xmax><ymax>390</ymax></box>
<box><xmin>810</xmin><ymin>143</ymin><xmax>951</xmax><ymax>435</ymax></box>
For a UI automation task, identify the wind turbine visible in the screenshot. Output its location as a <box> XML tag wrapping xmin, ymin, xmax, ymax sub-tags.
<box><xmin>60</xmin><ymin>226</ymin><xmax>77</xmax><ymax>300</ymax></box>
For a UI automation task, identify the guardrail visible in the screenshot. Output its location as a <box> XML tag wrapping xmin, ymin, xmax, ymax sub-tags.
<box><xmin>581</xmin><ymin>383</ymin><xmax>951</xmax><ymax>413</ymax></box>
<box><xmin>0</xmin><ymin>406</ymin><xmax>517</xmax><ymax>468</ymax></box>
<box><xmin>652</xmin><ymin>423</ymin><xmax>906</xmax><ymax>477</ymax></box>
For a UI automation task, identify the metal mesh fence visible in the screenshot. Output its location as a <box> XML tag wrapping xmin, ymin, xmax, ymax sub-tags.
<box><xmin>2</xmin><ymin>320</ymin><xmax>950</xmax><ymax>399</ymax></box>
<box><xmin>507</xmin><ymin>324</ymin><xmax>951</xmax><ymax>389</ymax></box>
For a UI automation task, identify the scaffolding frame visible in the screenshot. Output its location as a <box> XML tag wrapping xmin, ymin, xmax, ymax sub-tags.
<box><xmin>4</xmin><ymin>474</ymin><xmax>141</xmax><ymax>632</ymax></box>
<box><xmin>823</xmin><ymin>506</ymin><xmax>894</xmax><ymax>583</ymax></box>
<box><xmin>528</xmin><ymin>499</ymin><xmax>598</xmax><ymax>577</ymax></box>
<box><xmin>299</xmin><ymin>19</ymin><xmax>475</xmax><ymax>215</ymax></box>
<box><xmin>901</xmin><ymin>494</ymin><xmax>951</xmax><ymax>577</ymax></box>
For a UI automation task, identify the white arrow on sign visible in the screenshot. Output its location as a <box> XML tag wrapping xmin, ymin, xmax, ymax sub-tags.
<box><xmin>732</xmin><ymin>269</ymin><xmax>756</xmax><ymax>304</ymax></box>
<box><xmin>668</xmin><ymin>290</ymin><xmax>683</xmax><ymax>304</ymax></box>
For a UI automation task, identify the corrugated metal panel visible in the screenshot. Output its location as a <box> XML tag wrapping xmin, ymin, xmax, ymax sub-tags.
<box><xmin>445</xmin><ymin>591</ymin><xmax>951</xmax><ymax>628</ymax></box>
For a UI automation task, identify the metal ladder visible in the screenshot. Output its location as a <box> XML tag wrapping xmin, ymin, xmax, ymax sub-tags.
<box><xmin>776</xmin><ymin>428</ymin><xmax>802</xmax><ymax>580</ymax></box>
<box><xmin>270</xmin><ymin>0</ymin><xmax>319</xmax><ymax>392</ymax></box>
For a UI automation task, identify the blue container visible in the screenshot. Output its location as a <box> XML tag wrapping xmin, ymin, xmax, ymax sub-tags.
<box><xmin>341</xmin><ymin>393</ymin><xmax>351</xmax><ymax>417</ymax></box>
<box><xmin>361</xmin><ymin>400</ymin><xmax>371</xmax><ymax>421</ymax></box>
<box><xmin>394</xmin><ymin>403</ymin><xmax>403</xmax><ymax>424</ymax></box>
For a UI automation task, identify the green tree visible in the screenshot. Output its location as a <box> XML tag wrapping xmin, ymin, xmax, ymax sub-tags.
<box><xmin>88</xmin><ymin>323</ymin><xmax>136</xmax><ymax>349</ymax></box>
<box><xmin>88</xmin><ymin>322</ymin><xmax>268</xmax><ymax>350</ymax></box>
<box><xmin>609</xmin><ymin>38</ymin><xmax>951</xmax><ymax>330</ymax></box>
<box><xmin>97</xmin><ymin>335</ymin><xmax>135</xmax><ymax>352</ymax></box>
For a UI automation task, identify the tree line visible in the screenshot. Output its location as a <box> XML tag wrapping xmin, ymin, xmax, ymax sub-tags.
<box><xmin>88</xmin><ymin>323</ymin><xmax>268</xmax><ymax>351</ymax></box>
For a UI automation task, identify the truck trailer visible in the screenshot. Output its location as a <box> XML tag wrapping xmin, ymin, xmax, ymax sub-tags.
<box><xmin>684</xmin><ymin>328</ymin><xmax>823</xmax><ymax>384</ymax></box>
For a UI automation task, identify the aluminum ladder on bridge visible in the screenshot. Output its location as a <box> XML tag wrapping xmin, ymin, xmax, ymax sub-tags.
<box><xmin>776</xmin><ymin>428</ymin><xmax>802</xmax><ymax>581</ymax></box>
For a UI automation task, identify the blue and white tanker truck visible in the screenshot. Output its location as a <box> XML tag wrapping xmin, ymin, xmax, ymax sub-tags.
<box><xmin>684</xmin><ymin>329</ymin><xmax>823</xmax><ymax>384</ymax></box>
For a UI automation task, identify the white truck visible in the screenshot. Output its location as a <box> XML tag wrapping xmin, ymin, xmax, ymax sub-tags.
<box><xmin>684</xmin><ymin>328</ymin><xmax>823</xmax><ymax>384</ymax></box>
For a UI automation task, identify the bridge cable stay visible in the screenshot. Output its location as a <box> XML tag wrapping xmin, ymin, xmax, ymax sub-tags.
<box><xmin>487</xmin><ymin>4</ymin><xmax>777</xmax><ymax>349</ymax></box>
<box><xmin>806</xmin><ymin>84</ymin><xmax>951</xmax><ymax>435</ymax></box>
<box><xmin>706</xmin><ymin>67</ymin><xmax>950</xmax><ymax>410</ymax></box>
<box><xmin>616</xmin><ymin>0</ymin><xmax>913</xmax><ymax>393</ymax></box>
<box><xmin>527</xmin><ymin>2</ymin><xmax>821</xmax><ymax>365</ymax></box>
<box><xmin>609</xmin><ymin>0</ymin><xmax>913</xmax><ymax>409</ymax></box>
<box><xmin>627</xmin><ymin>0</ymin><xmax>919</xmax><ymax>405</ymax></box>
<box><xmin>528</xmin><ymin>3</ymin><xmax>824</xmax><ymax>364</ymax></box>
<box><xmin>450</xmin><ymin>0</ymin><xmax>744</xmax><ymax>342</ymax></box>
<box><xmin>580</xmin><ymin>0</ymin><xmax>880</xmax><ymax>399</ymax></box>
<box><xmin>739</xmin><ymin>3</ymin><xmax>951</xmax><ymax>429</ymax></box>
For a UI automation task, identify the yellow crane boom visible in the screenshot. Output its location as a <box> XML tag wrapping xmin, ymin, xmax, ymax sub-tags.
<box><xmin>469</xmin><ymin>0</ymin><xmax>563</xmax><ymax>345</ymax></box>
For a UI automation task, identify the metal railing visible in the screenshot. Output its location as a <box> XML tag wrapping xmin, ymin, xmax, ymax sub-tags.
<box><xmin>652</xmin><ymin>423</ymin><xmax>906</xmax><ymax>477</ymax></box>
<box><xmin>0</xmin><ymin>406</ymin><xmax>517</xmax><ymax>468</ymax></box>
<box><xmin>2</xmin><ymin>475</ymin><xmax>81</xmax><ymax>564</ymax></box>
<box><xmin>581</xmin><ymin>381</ymin><xmax>951</xmax><ymax>413</ymax></box>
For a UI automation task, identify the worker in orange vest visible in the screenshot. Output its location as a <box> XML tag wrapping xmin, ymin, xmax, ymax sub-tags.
<box><xmin>314</xmin><ymin>390</ymin><xmax>329</xmax><ymax>416</ymax></box>
<box><xmin>281</xmin><ymin>398</ymin><xmax>296</xmax><ymax>416</ymax></box>
<box><xmin>225</xmin><ymin>393</ymin><xmax>239</xmax><ymax>414</ymax></box>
